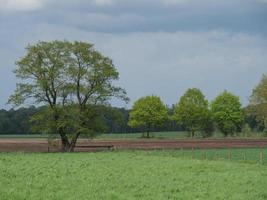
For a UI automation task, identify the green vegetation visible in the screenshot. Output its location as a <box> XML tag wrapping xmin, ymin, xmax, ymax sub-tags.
<box><xmin>0</xmin><ymin>106</ymin><xmax>134</xmax><ymax>135</ymax></box>
<box><xmin>3</xmin><ymin>40</ymin><xmax>267</xmax><ymax>140</ymax></box>
<box><xmin>155</xmin><ymin>148</ymin><xmax>267</xmax><ymax>165</ymax></box>
<box><xmin>211</xmin><ymin>91</ymin><xmax>244</xmax><ymax>136</ymax></box>
<box><xmin>0</xmin><ymin>151</ymin><xmax>267</xmax><ymax>200</ymax></box>
<box><xmin>249</xmin><ymin>74</ymin><xmax>267</xmax><ymax>131</ymax></box>
<box><xmin>97</xmin><ymin>131</ymin><xmax>189</xmax><ymax>139</ymax></box>
<box><xmin>1</xmin><ymin>43</ymin><xmax>267</xmax><ymax>200</ymax></box>
<box><xmin>9</xmin><ymin>40</ymin><xmax>127</xmax><ymax>151</ymax></box>
<box><xmin>128</xmin><ymin>96</ymin><xmax>168</xmax><ymax>138</ymax></box>
<box><xmin>173</xmin><ymin>88</ymin><xmax>211</xmax><ymax>137</ymax></box>
<box><xmin>1</xmin><ymin>130</ymin><xmax>267</xmax><ymax>140</ymax></box>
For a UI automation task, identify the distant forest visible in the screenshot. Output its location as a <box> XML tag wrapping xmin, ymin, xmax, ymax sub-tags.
<box><xmin>0</xmin><ymin>105</ymin><xmax>263</xmax><ymax>135</ymax></box>
<box><xmin>0</xmin><ymin>106</ymin><xmax>182</xmax><ymax>135</ymax></box>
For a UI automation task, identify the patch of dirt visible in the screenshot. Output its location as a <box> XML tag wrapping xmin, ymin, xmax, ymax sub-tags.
<box><xmin>0</xmin><ymin>138</ymin><xmax>267</xmax><ymax>152</ymax></box>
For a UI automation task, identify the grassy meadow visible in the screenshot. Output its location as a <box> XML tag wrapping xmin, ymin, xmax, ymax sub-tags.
<box><xmin>0</xmin><ymin>131</ymin><xmax>189</xmax><ymax>139</ymax></box>
<box><xmin>0</xmin><ymin>150</ymin><xmax>267</xmax><ymax>200</ymax></box>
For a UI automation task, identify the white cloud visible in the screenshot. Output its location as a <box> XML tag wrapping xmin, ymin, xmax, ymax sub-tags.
<box><xmin>0</xmin><ymin>0</ymin><xmax>42</xmax><ymax>11</ymax></box>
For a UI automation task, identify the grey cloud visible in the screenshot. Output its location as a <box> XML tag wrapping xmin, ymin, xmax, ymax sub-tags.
<box><xmin>1</xmin><ymin>0</ymin><xmax>267</xmax><ymax>34</ymax></box>
<box><xmin>0</xmin><ymin>23</ymin><xmax>266</xmax><ymax>107</ymax></box>
<box><xmin>0</xmin><ymin>0</ymin><xmax>266</xmax><ymax>109</ymax></box>
<box><xmin>52</xmin><ymin>0</ymin><xmax>267</xmax><ymax>34</ymax></box>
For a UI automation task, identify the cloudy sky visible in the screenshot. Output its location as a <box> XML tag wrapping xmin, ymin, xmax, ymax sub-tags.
<box><xmin>0</xmin><ymin>0</ymin><xmax>267</xmax><ymax>109</ymax></box>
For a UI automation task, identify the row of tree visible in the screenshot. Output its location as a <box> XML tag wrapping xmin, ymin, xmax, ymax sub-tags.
<box><xmin>2</xmin><ymin>85</ymin><xmax>266</xmax><ymax>138</ymax></box>
<box><xmin>128</xmin><ymin>90</ymin><xmax>242</xmax><ymax>138</ymax></box>
<box><xmin>6</xmin><ymin>40</ymin><xmax>267</xmax><ymax>151</ymax></box>
<box><xmin>1</xmin><ymin>88</ymin><xmax>265</xmax><ymax>138</ymax></box>
<box><xmin>0</xmin><ymin>105</ymin><xmax>183</xmax><ymax>135</ymax></box>
<box><xmin>128</xmin><ymin>75</ymin><xmax>267</xmax><ymax>138</ymax></box>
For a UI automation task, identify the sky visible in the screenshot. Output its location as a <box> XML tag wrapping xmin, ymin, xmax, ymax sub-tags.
<box><xmin>0</xmin><ymin>0</ymin><xmax>267</xmax><ymax>109</ymax></box>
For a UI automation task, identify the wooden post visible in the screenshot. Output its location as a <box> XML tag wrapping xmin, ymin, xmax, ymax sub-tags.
<box><xmin>259</xmin><ymin>151</ymin><xmax>263</xmax><ymax>164</ymax></box>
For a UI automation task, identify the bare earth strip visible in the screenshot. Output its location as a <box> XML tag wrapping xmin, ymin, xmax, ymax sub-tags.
<box><xmin>1</xmin><ymin>138</ymin><xmax>267</xmax><ymax>152</ymax></box>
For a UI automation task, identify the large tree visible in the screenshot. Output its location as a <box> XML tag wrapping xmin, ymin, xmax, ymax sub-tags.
<box><xmin>211</xmin><ymin>91</ymin><xmax>244</xmax><ymax>136</ymax></box>
<box><xmin>128</xmin><ymin>96</ymin><xmax>168</xmax><ymax>138</ymax></box>
<box><xmin>173</xmin><ymin>88</ymin><xmax>211</xmax><ymax>137</ymax></box>
<box><xmin>9</xmin><ymin>40</ymin><xmax>128</xmax><ymax>151</ymax></box>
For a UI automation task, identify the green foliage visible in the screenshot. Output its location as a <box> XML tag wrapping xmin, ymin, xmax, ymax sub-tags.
<box><xmin>0</xmin><ymin>107</ymin><xmax>182</xmax><ymax>136</ymax></box>
<box><xmin>8</xmin><ymin>40</ymin><xmax>128</xmax><ymax>151</ymax></box>
<box><xmin>211</xmin><ymin>91</ymin><xmax>244</xmax><ymax>136</ymax></box>
<box><xmin>242</xmin><ymin>123</ymin><xmax>253</xmax><ymax>137</ymax></box>
<box><xmin>251</xmin><ymin>74</ymin><xmax>267</xmax><ymax>104</ymax></box>
<box><xmin>249</xmin><ymin>74</ymin><xmax>267</xmax><ymax>130</ymax></box>
<box><xmin>101</xmin><ymin>106</ymin><xmax>128</xmax><ymax>133</ymax></box>
<box><xmin>244</xmin><ymin>105</ymin><xmax>265</xmax><ymax>132</ymax></box>
<box><xmin>0</xmin><ymin>107</ymin><xmax>40</xmax><ymax>135</ymax></box>
<box><xmin>0</xmin><ymin>151</ymin><xmax>267</xmax><ymax>200</ymax></box>
<box><xmin>173</xmin><ymin>88</ymin><xmax>211</xmax><ymax>137</ymax></box>
<box><xmin>202</xmin><ymin>116</ymin><xmax>215</xmax><ymax>137</ymax></box>
<box><xmin>128</xmin><ymin>96</ymin><xmax>168</xmax><ymax>137</ymax></box>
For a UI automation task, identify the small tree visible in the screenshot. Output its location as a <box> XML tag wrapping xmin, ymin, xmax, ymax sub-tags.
<box><xmin>128</xmin><ymin>96</ymin><xmax>168</xmax><ymax>138</ymax></box>
<box><xmin>173</xmin><ymin>88</ymin><xmax>211</xmax><ymax>137</ymax></box>
<box><xmin>211</xmin><ymin>90</ymin><xmax>244</xmax><ymax>136</ymax></box>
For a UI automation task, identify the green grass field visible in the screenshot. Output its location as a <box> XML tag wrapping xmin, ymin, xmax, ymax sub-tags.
<box><xmin>96</xmin><ymin>131</ymin><xmax>189</xmax><ymax>139</ymax></box>
<box><xmin>0</xmin><ymin>151</ymin><xmax>267</xmax><ymax>200</ymax></box>
<box><xmin>153</xmin><ymin>148</ymin><xmax>267</xmax><ymax>165</ymax></box>
<box><xmin>0</xmin><ymin>132</ymin><xmax>189</xmax><ymax>139</ymax></box>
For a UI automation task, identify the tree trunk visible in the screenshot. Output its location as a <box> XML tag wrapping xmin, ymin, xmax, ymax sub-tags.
<box><xmin>54</xmin><ymin>113</ymin><xmax>71</xmax><ymax>152</ymax></box>
<box><xmin>191</xmin><ymin>131</ymin><xmax>195</xmax><ymax>138</ymax></box>
<box><xmin>60</xmin><ymin>133</ymin><xmax>71</xmax><ymax>152</ymax></box>
<box><xmin>147</xmin><ymin>124</ymin><xmax>151</xmax><ymax>138</ymax></box>
<box><xmin>147</xmin><ymin>131</ymin><xmax>150</xmax><ymax>138</ymax></box>
<box><xmin>68</xmin><ymin>132</ymin><xmax>81</xmax><ymax>152</ymax></box>
<box><xmin>59</xmin><ymin>133</ymin><xmax>80</xmax><ymax>152</ymax></box>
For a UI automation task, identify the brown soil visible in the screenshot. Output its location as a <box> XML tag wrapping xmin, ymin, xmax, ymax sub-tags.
<box><xmin>0</xmin><ymin>138</ymin><xmax>267</xmax><ymax>152</ymax></box>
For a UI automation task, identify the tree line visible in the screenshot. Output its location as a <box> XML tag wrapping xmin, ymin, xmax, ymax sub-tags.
<box><xmin>1</xmin><ymin>86</ymin><xmax>266</xmax><ymax>137</ymax></box>
<box><xmin>0</xmin><ymin>105</ymin><xmax>183</xmax><ymax>135</ymax></box>
<box><xmin>5</xmin><ymin>40</ymin><xmax>267</xmax><ymax>151</ymax></box>
<box><xmin>128</xmin><ymin>75</ymin><xmax>267</xmax><ymax>138</ymax></box>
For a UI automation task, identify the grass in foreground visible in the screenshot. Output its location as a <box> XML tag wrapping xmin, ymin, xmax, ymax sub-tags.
<box><xmin>0</xmin><ymin>151</ymin><xmax>267</xmax><ymax>200</ymax></box>
<box><xmin>160</xmin><ymin>148</ymin><xmax>267</xmax><ymax>165</ymax></box>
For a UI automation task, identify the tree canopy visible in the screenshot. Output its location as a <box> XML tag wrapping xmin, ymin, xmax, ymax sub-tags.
<box><xmin>9</xmin><ymin>40</ymin><xmax>128</xmax><ymax>151</ymax></box>
<box><xmin>128</xmin><ymin>95</ymin><xmax>168</xmax><ymax>138</ymax></box>
<box><xmin>211</xmin><ymin>91</ymin><xmax>244</xmax><ymax>136</ymax></box>
<box><xmin>249</xmin><ymin>74</ymin><xmax>267</xmax><ymax>130</ymax></box>
<box><xmin>173</xmin><ymin>88</ymin><xmax>210</xmax><ymax>137</ymax></box>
